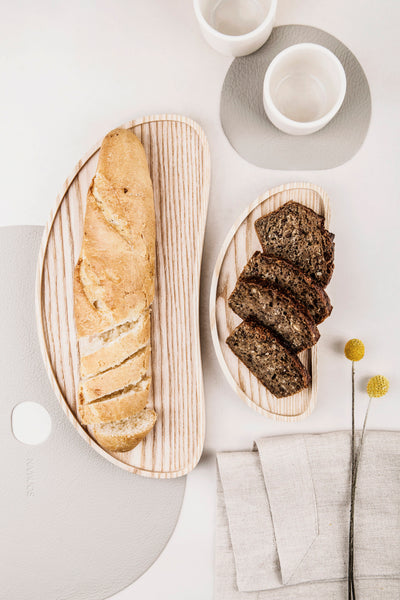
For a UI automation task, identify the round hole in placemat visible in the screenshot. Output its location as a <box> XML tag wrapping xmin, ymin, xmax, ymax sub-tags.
<box><xmin>12</xmin><ymin>401</ymin><xmax>52</xmax><ymax>445</ymax></box>
<box><xmin>220</xmin><ymin>25</ymin><xmax>371</xmax><ymax>170</ymax></box>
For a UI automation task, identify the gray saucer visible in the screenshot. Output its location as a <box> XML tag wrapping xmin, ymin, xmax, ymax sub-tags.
<box><xmin>0</xmin><ymin>226</ymin><xmax>185</xmax><ymax>600</ymax></box>
<box><xmin>220</xmin><ymin>25</ymin><xmax>371</xmax><ymax>170</ymax></box>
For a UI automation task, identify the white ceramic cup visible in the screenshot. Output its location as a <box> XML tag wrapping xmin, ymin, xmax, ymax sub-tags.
<box><xmin>193</xmin><ymin>0</ymin><xmax>277</xmax><ymax>57</ymax></box>
<box><xmin>263</xmin><ymin>43</ymin><xmax>347</xmax><ymax>135</ymax></box>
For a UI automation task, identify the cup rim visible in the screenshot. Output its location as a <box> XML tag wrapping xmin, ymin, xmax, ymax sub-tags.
<box><xmin>263</xmin><ymin>42</ymin><xmax>347</xmax><ymax>130</ymax></box>
<box><xmin>193</xmin><ymin>0</ymin><xmax>277</xmax><ymax>41</ymax></box>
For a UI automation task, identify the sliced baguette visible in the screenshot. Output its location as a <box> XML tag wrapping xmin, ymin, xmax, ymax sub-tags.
<box><xmin>73</xmin><ymin>129</ymin><xmax>155</xmax><ymax>339</ymax></box>
<box><xmin>80</xmin><ymin>346</ymin><xmax>150</xmax><ymax>403</ymax></box>
<box><xmin>80</xmin><ymin>311</ymin><xmax>150</xmax><ymax>379</ymax></box>
<box><xmin>74</xmin><ymin>129</ymin><xmax>156</xmax><ymax>451</ymax></box>
<box><xmin>92</xmin><ymin>408</ymin><xmax>157</xmax><ymax>453</ymax></box>
<box><xmin>79</xmin><ymin>377</ymin><xmax>151</xmax><ymax>424</ymax></box>
<box><xmin>79</xmin><ymin>311</ymin><xmax>148</xmax><ymax>357</ymax></box>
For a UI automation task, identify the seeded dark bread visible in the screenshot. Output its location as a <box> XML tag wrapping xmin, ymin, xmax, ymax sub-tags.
<box><xmin>239</xmin><ymin>252</ymin><xmax>332</xmax><ymax>325</ymax></box>
<box><xmin>254</xmin><ymin>201</ymin><xmax>335</xmax><ymax>287</ymax></box>
<box><xmin>226</xmin><ymin>321</ymin><xmax>310</xmax><ymax>397</ymax></box>
<box><xmin>228</xmin><ymin>279</ymin><xmax>320</xmax><ymax>353</ymax></box>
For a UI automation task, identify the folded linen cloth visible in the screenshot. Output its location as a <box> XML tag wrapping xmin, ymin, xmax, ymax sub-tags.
<box><xmin>216</xmin><ymin>431</ymin><xmax>400</xmax><ymax>599</ymax></box>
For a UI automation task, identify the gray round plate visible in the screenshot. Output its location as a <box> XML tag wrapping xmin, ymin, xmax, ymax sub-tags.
<box><xmin>220</xmin><ymin>25</ymin><xmax>371</xmax><ymax>170</ymax></box>
<box><xmin>0</xmin><ymin>226</ymin><xmax>185</xmax><ymax>600</ymax></box>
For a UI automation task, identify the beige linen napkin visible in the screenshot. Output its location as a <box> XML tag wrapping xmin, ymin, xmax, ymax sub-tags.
<box><xmin>216</xmin><ymin>431</ymin><xmax>400</xmax><ymax>599</ymax></box>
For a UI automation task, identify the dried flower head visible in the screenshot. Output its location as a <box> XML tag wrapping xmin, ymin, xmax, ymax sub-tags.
<box><xmin>367</xmin><ymin>375</ymin><xmax>389</xmax><ymax>398</ymax></box>
<box><xmin>344</xmin><ymin>339</ymin><xmax>365</xmax><ymax>362</ymax></box>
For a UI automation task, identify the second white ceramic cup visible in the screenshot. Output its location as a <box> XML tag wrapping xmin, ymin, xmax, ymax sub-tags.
<box><xmin>193</xmin><ymin>0</ymin><xmax>277</xmax><ymax>57</ymax></box>
<box><xmin>263</xmin><ymin>43</ymin><xmax>347</xmax><ymax>135</ymax></box>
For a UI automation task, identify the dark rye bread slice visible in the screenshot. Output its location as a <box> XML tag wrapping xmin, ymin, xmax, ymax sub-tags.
<box><xmin>226</xmin><ymin>321</ymin><xmax>310</xmax><ymax>398</ymax></box>
<box><xmin>239</xmin><ymin>252</ymin><xmax>332</xmax><ymax>325</ymax></box>
<box><xmin>255</xmin><ymin>201</ymin><xmax>335</xmax><ymax>287</ymax></box>
<box><xmin>228</xmin><ymin>279</ymin><xmax>320</xmax><ymax>353</ymax></box>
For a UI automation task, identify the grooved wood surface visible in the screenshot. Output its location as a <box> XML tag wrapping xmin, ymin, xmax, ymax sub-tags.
<box><xmin>210</xmin><ymin>182</ymin><xmax>331</xmax><ymax>421</ymax></box>
<box><xmin>36</xmin><ymin>115</ymin><xmax>210</xmax><ymax>478</ymax></box>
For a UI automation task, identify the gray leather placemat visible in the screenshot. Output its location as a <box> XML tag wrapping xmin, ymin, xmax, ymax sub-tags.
<box><xmin>220</xmin><ymin>25</ymin><xmax>371</xmax><ymax>170</ymax></box>
<box><xmin>0</xmin><ymin>226</ymin><xmax>186</xmax><ymax>600</ymax></box>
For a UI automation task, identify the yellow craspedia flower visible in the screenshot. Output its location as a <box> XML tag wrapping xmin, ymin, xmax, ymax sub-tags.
<box><xmin>344</xmin><ymin>339</ymin><xmax>365</xmax><ymax>361</ymax></box>
<box><xmin>367</xmin><ymin>375</ymin><xmax>389</xmax><ymax>398</ymax></box>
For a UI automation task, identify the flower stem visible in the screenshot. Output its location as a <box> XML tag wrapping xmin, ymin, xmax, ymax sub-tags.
<box><xmin>349</xmin><ymin>395</ymin><xmax>372</xmax><ymax>600</ymax></box>
<box><xmin>348</xmin><ymin>362</ymin><xmax>356</xmax><ymax>599</ymax></box>
<box><xmin>354</xmin><ymin>397</ymin><xmax>372</xmax><ymax>481</ymax></box>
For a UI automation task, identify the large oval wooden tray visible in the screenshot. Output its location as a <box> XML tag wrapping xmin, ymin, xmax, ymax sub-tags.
<box><xmin>210</xmin><ymin>182</ymin><xmax>331</xmax><ymax>422</ymax></box>
<box><xmin>36</xmin><ymin>115</ymin><xmax>210</xmax><ymax>478</ymax></box>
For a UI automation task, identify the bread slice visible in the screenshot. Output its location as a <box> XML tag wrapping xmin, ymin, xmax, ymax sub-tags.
<box><xmin>92</xmin><ymin>408</ymin><xmax>157</xmax><ymax>453</ymax></box>
<box><xmin>79</xmin><ymin>311</ymin><xmax>150</xmax><ymax>379</ymax></box>
<box><xmin>226</xmin><ymin>321</ymin><xmax>310</xmax><ymax>398</ymax></box>
<box><xmin>239</xmin><ymin>252</ymin><xmax>332</xmax><ymax>325</ymax></box>
<box><xmin>80</xmin><ymin>346</ymin><xmax>150</xmax><ymax>403</ymax></box>
<box><xmin>255</xmin><ymin>201</ymin><xmax>334</xmax><ymax>287</ymax></box>
<box><xmin>228</xmin><ymin>279</ymin><xmax>320</xmax><ymax>353</ymax></box>
<box><xmin>79</xmin><ymin>377</ymin><xmax>151</xmax><ymax>424</ymax></box>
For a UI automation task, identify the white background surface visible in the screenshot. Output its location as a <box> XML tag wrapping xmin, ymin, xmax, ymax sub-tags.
<box><xmin>2</xmin><ymin>1</ymin><xmax>400</xmax><ymax>598</ymax></box>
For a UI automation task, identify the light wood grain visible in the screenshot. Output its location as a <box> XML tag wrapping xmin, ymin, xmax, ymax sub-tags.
<box><xmin>36</xmin><ymin>115</ymin><xmax>210</xmax><ymax>478</ymax></box>
<box><xmin>210</xmin><ymin>182</ymin><xmax>332</xmax><ymax>422</ymax></box>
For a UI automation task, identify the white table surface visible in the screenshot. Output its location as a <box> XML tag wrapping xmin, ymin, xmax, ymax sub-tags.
<box><xmin>2</xmin><ymin>1</ymin><xmax>400</xmax><ymax>598</ymax></box>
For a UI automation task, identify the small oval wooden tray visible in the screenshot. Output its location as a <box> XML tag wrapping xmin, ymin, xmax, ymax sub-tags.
<box><xmin>36</xmin><ymin>115</ymin><xmax>210</xmax><ymax>478</ymax></box>
<box><xmin>210</xmin><ymin>182</ymin><xmax>331</xmax><ymax>422</ymax></box>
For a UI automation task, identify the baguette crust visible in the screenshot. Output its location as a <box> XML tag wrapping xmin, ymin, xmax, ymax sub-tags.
<box><xmin>73</xmin><ymin>128</ymin><xmax>155</xmax><ymax>338</ymax></box>
<box><xmin>80</xmin><ymin>311</ymin><xmax>150</xmax><ymax>379</ymax></box>
<box><xmin>92</xmin><ymin>409</ymin><xmax>157</xmax><ymax>453</ymax></box>
<box><xmin>80</xmin><ymin>346</ymin><xmax>150</xmax><ymax>403</ymax></box>
<box><xmin>73</xmin><ymin>128</ymin><xmax>157</xmax><ymax>450</ymax></box>
<box><xmin>79</xmin><ymin>378</ymin><xmax>151</xmax><ymax>424</ymax></box>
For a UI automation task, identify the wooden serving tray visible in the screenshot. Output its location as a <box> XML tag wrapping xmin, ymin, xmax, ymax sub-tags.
<box><xmin>210</xmin><ymin>182</ymin><xmax>331</xmax><ymax>422</ymax></box>
<box><xmin>36</xmin><ymin>115</ymin><xmax>210</xmax><ymax>478</ymax></box>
